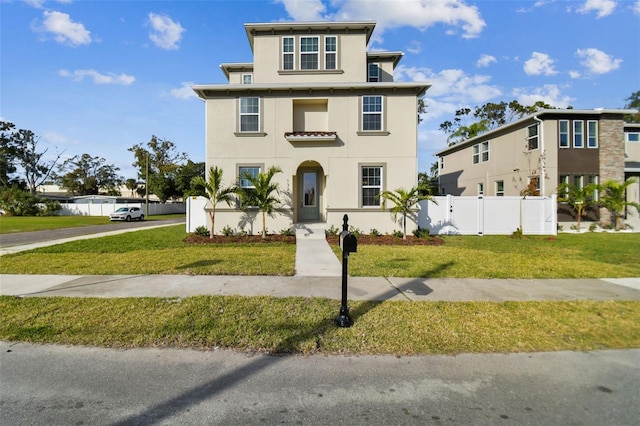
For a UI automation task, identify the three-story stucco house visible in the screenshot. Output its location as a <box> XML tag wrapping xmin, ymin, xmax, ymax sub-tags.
<box><xmin>192</xmin><ymin>21</ymin><xmax>429</xmax><ymax>234</ymax></box>
<box><xmin>436</xmin><ymin>108</ymin><xmax>640</xmax><ymax>228</ymax></box>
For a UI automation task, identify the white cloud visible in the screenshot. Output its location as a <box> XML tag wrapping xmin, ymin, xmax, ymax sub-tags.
<box><xmin>59</xmin><ymin>69</ymin><xmax>135</xmax><ymax>85</ymax></box>
<box><xmin>405</xmin><ymin>40</ymin><xmax>422</xmax><ymax>55</ymax></box>
<box><xmin>395</xmin><ymin>65</ymin><xmax>502</xmax><ymax>120</ymax></box>
<box><xmin>577</xmin><ymin>0</ymin><xmax>616</xmax><ymax>18</ymax></box>
<box><xmin>634</xmin><ymin>0</ymin><xmax>640</xmax><ymax>14</ymax></box>
<box><xmin>569</xmin><ymin>70</ymin><xmax>582</xmax><ymax>79</ymax></box>
<box><xmin>147</xmin><ymin>13</ymin><xmax>185</xmax><ymax>50</ymax></box>
<box><xmin>576</xmin><ymin>48</ymin><xmax>622</xmax><ymax>74</ymax></box>
<box><xmin>512</xmin><ymin>85</ymin><xmax>573</xmax><ymax>108</ymax></box>
<box><xmin>24</xmin><ymin>0</ymin><xmax>47</xmax><ymax>8</ymax></box>
<box><xmin>276</xmin><ymin>0</ymin><xmax>486</xmax><ymax>40</ymax></box>
<box><xmin>38</xmin><ymin>10</ymin><xmax>92</xmax><ymax>46</ymax></box>
<box><xmin>476</xmin><ymin>54</ymin><xmax>497</xmax><ymax>68</ymax></box>
<box><xmin>523</xmin><ymin>52</ymin><xmax>558</xmax><ymax>76</ymax></box>
<box><xmin>170</xmin><ymin>82</ymin><xmax>197</xmax><ymax>100</ymax></box>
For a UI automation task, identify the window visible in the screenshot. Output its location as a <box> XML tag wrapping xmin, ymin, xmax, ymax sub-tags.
<box><xmin>477</xmin><ymin>183</ymin><xmax>484</xmax><ymax>195</ymax></box>
<box><xmin>559</xmin><ymin>175</ymin><xmax>569</xmax><ymax>198</ymax></box>
<box><xmin>368</xmin><ymin>63</ymin><xmax>380</xmax><ymax>82</ymax></box>
<box><xmin>361</xmin><ymin>166</ymin><xmax>382</xmax><ymax>207</ymax></box>
<box><xmin>627</xmin><ymin>132</ymin><xmax>640</xmax><ymax>142</ymax></box>
<box><xmin>574</xmin><ymin>175</ymin><xmax>583</xmax><ymax>189</ymax></box>
<box><xmin>239</xmin><ymin>97</ymin><xmax>259</xmax><ymax>132</ymax></box>
<box><xmin>587</xmin><ymin>120</ymin><xmax>598</xmax><ymax>148</ymax></box>
<box><xmin>439</xmin><ymin>156</ymin><xmax>444</xmax><ymax>170</ymax></box>
<box><xmin>325</xmin><ymin>36</ymin><xmax>337</xmax><ymax>70</ymax></box>
<box><xmin>239</xmin><ymin>166</ymin><xmax>260</xmax><ymax>189</ymax></box>
<box><xmin>527</xmin><ymin>124</ymin><xmax>539</xmax><ymax>150</ymax></box>
<box><xmin>495</xmin><ymin>180</ymin><xmax>504</xmax><ymax>196</ymax></box>
<box><xmin>559</xmin><ymin>120</ymin><xmax>569</xmax><ymax>148</ymax></box>
<box><xmin>300</xmin><ymin>37</ymin><xmax>319</xmax><ymax>70</ymax></box>
<box><xmin>472</xmin><ymin>141</ymin><xmax>489</xmax><ymax>163</ymax></box>
<box><xmin>588</xmin><ymin>175</ymin><xmax>599</xmax><ymax>201</ymax></box>
<box><xmin>362</xmin><ymin>95</ymin><xmax>383</xmax><ymax>131</ymax></box>
<box><xmin>242</xmin><ymin>74</ymin><xmax>253</xmax><ymax>84</ymax></box>
<box><xmin>573</xmin><ymin>120</ymin><xmax>584</xmax><ymax>148</ymax></box>
<box><xmin>282</xmin><ymin>37</ymin><xmax>294</xmax><ymax>70</ymax></box>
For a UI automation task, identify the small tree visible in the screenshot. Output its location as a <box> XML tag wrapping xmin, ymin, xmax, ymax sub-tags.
<box><xmin>599</xmin><ymin>179</ymin><xmax>640</xmax><ymax>230</ymax></box>
<box><xmin>556</xmin><ymin>182</ymin><xmax>598</xmax><ymax>230</ymax></box>
<box><xmin>237</xmin><ymin>166</ymin><xmax>282</xmax><ymax>239</ymax></box>
<box><xmin>379</xmin><ymin>186</ymin><xmax>436</xmax><ymax>239</ymax></box>
<box><xmin>191</xmin><ymin>166</ymin><xmax>235</xmax><ymax>237</ymax></box>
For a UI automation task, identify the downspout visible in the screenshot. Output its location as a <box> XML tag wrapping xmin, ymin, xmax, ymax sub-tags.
<box><xmin>533</xmin><ymin>115</ymin><xmax>545</xmax><ymax>195</ymax></box>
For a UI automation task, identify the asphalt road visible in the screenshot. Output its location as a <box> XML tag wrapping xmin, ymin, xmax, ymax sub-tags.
<box><xmin>1</xmin><ymin>342</ymin><xmax>638</xmax><ymax>425</ymax></box>
<box><xmin>0</xmin><ymin>217</ymin><xmax>185</xmax><ymax>247</ymax></box>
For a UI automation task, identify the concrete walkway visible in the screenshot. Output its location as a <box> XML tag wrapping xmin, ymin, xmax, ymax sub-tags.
<box><xmin>294</xmin><ymin>224</ymin><xmax>341</xmax><ymax>277</ymax></box>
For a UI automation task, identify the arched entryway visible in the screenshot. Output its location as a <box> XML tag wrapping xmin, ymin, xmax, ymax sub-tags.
<box><xmin>296</xmin><ymin>161</ymin><xmax>324</xmax><ymax>223</ymax></box>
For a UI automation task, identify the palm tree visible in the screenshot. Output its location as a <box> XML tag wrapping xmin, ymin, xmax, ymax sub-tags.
<box><xmin>379</xmin><ymin>186</ymin><xmax>436</xmax><ymax>239</ymax></box>
<box><xmin>191</xmin><ymin>166</ymin><xmax>235</xmax><ymax>237</ymax></box>
<box><xmin>556</xmin><ymin>182</ymin><xmax>598</xmax><ymax>230</ymax></box>
<box><xmin>599</xmin><ymin>178</ymin><xmax>640</xmax><ymax>230</ymax></box>
<box><xmin>237</xmin><ymin>165</ymin><xmax>282</xmax><ymax>239</ymax></box>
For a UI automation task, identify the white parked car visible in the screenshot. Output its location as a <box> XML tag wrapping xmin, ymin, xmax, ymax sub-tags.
<box><xmin>110</xmin><ymin>207</ymin><xmax>144</xmax><ymax>222</ymax></box>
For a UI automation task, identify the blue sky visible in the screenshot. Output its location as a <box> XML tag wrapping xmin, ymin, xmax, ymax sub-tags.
<box><xmin>1</xmin><ymin>0</ymin><xmax>639</xmax><ymax>180</ymax></box>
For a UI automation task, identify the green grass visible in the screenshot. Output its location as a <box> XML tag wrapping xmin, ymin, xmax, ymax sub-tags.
<box><xmin>340</xmin><ymin>233</ymin><xmax>640</xmax><ymax>278</ymax></box>
<box><xmin>2</xmin><ymin>228</ymin><xmax>639</xmax><ymax>278</ymax></box>
<box><xmin>1</xmin><ymin>296</ymin><xmax>638</xmax><ymax>355</ymax></box>
<box><xmin>0</xmin><ymin>214</ymin><xmax>185</xmax><ymax>234</ymax></box>
<box><xmin>0</xmin><ymin>225</ymin><xmax>295</xmax><ymax>275</ymax></box>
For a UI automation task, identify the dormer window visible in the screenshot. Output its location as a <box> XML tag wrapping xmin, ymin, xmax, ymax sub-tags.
<box><xmin>300</xmin><ymin>37</ymin><xmax>319</xmax><ymax>70</ymax></box>
<box><xmin>242</xmin><ymin>73</ymin><xmax>253</xmax><ymax>84</ymax></box>
<box><xmin>368</xmin><ymin>63</ymin><xmax>380</xmax><ymax>82</ymax></box>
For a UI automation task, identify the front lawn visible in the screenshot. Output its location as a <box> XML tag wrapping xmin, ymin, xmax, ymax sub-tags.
<box><xmin>0</xmin><ymin>214</ymin><xmax>185</xmax><ymax>234</ymax></box>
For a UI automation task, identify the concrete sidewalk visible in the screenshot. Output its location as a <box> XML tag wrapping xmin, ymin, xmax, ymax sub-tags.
<box><xmin>1</xmin><ymin>274</ymin><xmax>639</xmax><ymax>301</ymax></box>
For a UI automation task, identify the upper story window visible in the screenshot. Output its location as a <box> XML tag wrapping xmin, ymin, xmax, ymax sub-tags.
<box><xmin>587</xmin><ymin>120</ymin><xmax>598</xmax><ymax>148</ymax></box>
<box><xmin>242</xmin><ymin>74</ymin><xmax>253</xmax><ymax>84</ymax></box>
<box><xmin>527</xmin><ymin>124</ymin><xmax>539</xmax><ymax>150</ymax></box>
<box><xmin>472</xmin><ymin>141</ymin><xmax>489</xmax><ymax>164</ymax></box>
<box><xmin>282</xmin><ymin>37</ymin><xmax>294</xmax><ymax>70</ymax></box>
<box><xmin>325</xmin><ymin>36</ymin><xmax>337</xmax><ymax>70</ymax></box>
<box><xmin>627</xmin><ymin>132</ymin><xmax>640</xmax><ymax>142</ymax></box>
<box><xmin>573</xmin><ymin>120</ymin><xmax>584</xmax><ymax>148</ymax></box>
<box><xmin>368</xmin><ymin>63</ymin><xmax>380</xmax><ymax>82</ymax></box>
<box><xmin>239</xmin><ymin>97</ymin><xmax>260</xmax><ymax>132</ymax></box>
<box><xmin>300</xmin><ymin>37</ymin><xmax>319</xmax><ymax>70</ymax></box>
<box><xmin>439</xmin><ymin>156</ymin><xmax>444</xmax><ymax>170</ymax></box>
<box><xmin>559</xmin><ymin>120</ymin><xmax>569</xmax><ymax>148</ymax></box>
<box><xmin>362</xmin><ymin>95</ymin><xmax>383</xmax><ymax>131</ymax></box>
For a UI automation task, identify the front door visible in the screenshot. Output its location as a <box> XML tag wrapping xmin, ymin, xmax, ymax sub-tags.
<box><xmin>298</xmin><ymin>170</ymin><xmax>320</xmax><ymax>221</ymax></box>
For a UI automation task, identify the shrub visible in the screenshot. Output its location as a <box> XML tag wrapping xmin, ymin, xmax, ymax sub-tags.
<box><xmin>279</xmin><ymin>228</ymin><xmax>295</xmax><ymax>236</ymax></box>
<box><xmin>349</xmin><ymin>226</ymin><xmax>361</xmax><ymax>237</ymax></box>
<box><xmin>392</xmin><ymin>230</ymin><xmax>403</xmax><ymax>238</ymax></box>
<box><xmin>193</xmin><ymin>226</ymin><xmax>210</xmax><ymax>237</ymax></box>
<box><xmin>511</xmin><ymin>227</ymin><xmax>523</xmax><ymax>239</ymax></box>
<box><xmin>326</xmin><ymin>225</ymin><xmax>339</xmax><ymax>236</ymax></box>
<box><xmin>221</xmin><ymin>225</ymin><xmax>235</xmax><ymax>236</ymax></box>
<box><xmin>369</xmin><ymin>228</ymin><xmax>381</xmax><ymax>237</ymax></box>
<box><xmin>412</xmin><ymin>227</ymin><xmax>430</xmax><ymax>238</ymax></box>
<box><xmin>589</xmin><ymin>223</ymin><xmax>598</xmax><ymax>232</ymax></box>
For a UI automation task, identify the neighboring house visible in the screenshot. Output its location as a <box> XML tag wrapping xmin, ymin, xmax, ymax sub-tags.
<box><xmin>436</xmin><ymin>108</ymin><xmax>639</xmax><ymax>228</ymax></box>
<box><xmin>192</xmin><ymin>21</ymin><xmax>429</xmax><ymax>234</ymax></box>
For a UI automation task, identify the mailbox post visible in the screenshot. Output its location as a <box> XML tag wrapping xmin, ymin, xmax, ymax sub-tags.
<box><xmin>336</xmin><ymin>214</ymin><xmax>357</xmax><ymax>327</ymax></box>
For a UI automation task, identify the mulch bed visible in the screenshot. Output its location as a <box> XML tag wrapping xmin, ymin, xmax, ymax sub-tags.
<box><xmin>184</xmin><ymin>233</ymin><xmax>444</xmax><ymax>246</ymax></box>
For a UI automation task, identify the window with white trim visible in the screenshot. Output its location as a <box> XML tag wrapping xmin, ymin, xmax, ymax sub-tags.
<box><xmin>477</xmin><ymin>183</ymin><xmax>484</xmax><ymax>195</ymax></box>
<box><xmin>283</xmin><ymin>37</ymin><xmax>294</xmax><ymax>70</ymax></box>
<box><xmin>527</xmin><ymin>124</ymin><xmax>539</xmax><ymax>150</ymax></box>
<box><xmin>242</xmin><ymin>74</ymin><xmax>253</xmax><ymax>84</ymax></box>
<box><xmin>559</xmin><ymin>120</ymin><xmax>569</xmax><ymax>148</ymax></box>
<box><xmin>325</xmin><ymin>36</ymin><xmax>337</xmax><ymax>70</ymax></box>
<box><xmin>588</xmin><ymin>175</ymin><xmax>599</xmax><ymax>201</ymax></box>
<box><xmin>627</xmin><ymin>132</ymin><xmax>640</xmax><ymax>142</ymax></box>
<box><xmin>573</xmin><ymin>120</ymin><xmax>584</xmax><ymax>148</ymax></box>
<box><xmin>472</xmin><ymin>141</ymin><xmax>489</xmax><ymax>164</ymax></box>
<box><xmin>361</xmin><ymin>166</ymin><xmax>382</xmax><ymax>207</ymax></box>
<box><xmin>368</xmin><ymin>63</ymin><xmax>380</xmax><ymax>82</ymax></box>
<box><xmin>300</xmin><ymin>37</ymin><xmax>319</xmax><ymax>70</ymax></box>
<box><xmin>495</xmin><ymin>180</ymin><xmax>504</xmax><ymax>196</ymax></box>
<box><xmin>362</xmin><ymin>95</ymin><xmax>383</xmax><ymax>131</ymax></box>
<box><xmin>239</xmin><ymin>97</ymin><xmax>259</xmax><ymax>132</ymax></box>
<box><xmin>238</xmin><ymin>166</ymin><xmax>260</xmax><ymax>189</ymax></box>
<box><xmin>587</xmin><ymin>120</ymin><xmax>598</xmax><ymax>148</ymax></box>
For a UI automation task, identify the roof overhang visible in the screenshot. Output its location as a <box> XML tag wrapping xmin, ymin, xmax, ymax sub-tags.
<box><xmin>192</xmin><ymin>81</ymin><xmax>430</xmax><ymax>99</ymax></box>
<box><xmin>367</xmin><ymin>51</ymin><xmax>404</xmax><ymax>68</ymax></box>
<box><xmin>244</xmin><ymin>21</ymin><xmax>377</xmax><ymax>52</ymax></box>
<box><xmin>219</xmin><ymin>62</ymin><xmax>254</xmax><ymax>80</ymax></box>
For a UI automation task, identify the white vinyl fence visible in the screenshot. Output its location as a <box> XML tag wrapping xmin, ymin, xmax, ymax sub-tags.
<box><xmin>418</xmin><ymin>195</ymin><xmax>557</xmax><ymax>235</ymax></box>
<box><xmin>57</xmin><ymin>203</ymin><xmax>185</xmax><ymax>217</ymax></box>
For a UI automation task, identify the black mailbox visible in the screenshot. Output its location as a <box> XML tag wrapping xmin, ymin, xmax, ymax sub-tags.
<box><xmin>339</xmin><ymin>231</ymin><xmax>357</xmax><ymax>254</ymax></box>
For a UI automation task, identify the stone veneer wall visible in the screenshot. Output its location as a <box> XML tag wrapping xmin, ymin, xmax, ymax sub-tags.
<box><xmin>598</xmin><ymin>114</ymin><xmax>625</xmax><ymax>226</ymax></box>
